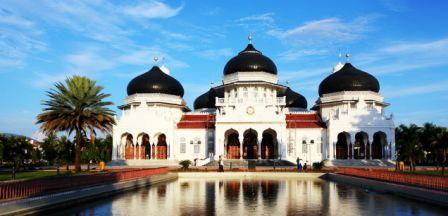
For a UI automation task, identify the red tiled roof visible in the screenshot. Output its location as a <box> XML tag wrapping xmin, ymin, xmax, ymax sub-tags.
<box><xmin>285</xmin><ymin>113</ymin><xmax>326</xmax><ymax>128</ymax></box>
<box><xmin>177</xmin><ymin>114</ymin><xmax>216</xmax><ymax>129</ymax></box>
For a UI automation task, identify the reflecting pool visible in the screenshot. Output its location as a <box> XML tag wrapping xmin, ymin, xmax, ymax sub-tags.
<box><xmin>51</xmin><ymin>177</ymin><xmax>446</xmax><ymax>216</ymax></box>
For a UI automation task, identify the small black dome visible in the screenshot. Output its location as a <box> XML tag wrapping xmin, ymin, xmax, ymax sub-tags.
<box><xmin>318</xmin><ymin>63</ymin><xmax>379</xmax><ymax>96</ymax></box>
<box><xmin>280</xmin><ymin>88</ymin><xmax>307</xmax><ymax>108</ymax></box>
<box><xmin>223</xmin><ymin>43</ymin><xmax>277</xmax><ymax>75</ymax></box>
<box><xmin>127</xmin><ymin>66</ymin><xmax>184</xmax><ymax>96</ymax></box>
<box><xmin>193</xmin><ymin>88</ymin><xmax>224</xmax><ymax>110</ymax></box>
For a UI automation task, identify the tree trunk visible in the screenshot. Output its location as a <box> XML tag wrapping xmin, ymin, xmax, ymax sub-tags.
<box><xmin>74</xmin><ymin>129</ymin><xmax>82</xmax><ymax>172</ymax></box>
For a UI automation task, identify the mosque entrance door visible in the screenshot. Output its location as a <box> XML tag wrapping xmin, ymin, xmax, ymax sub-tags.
<box><xmin>261</xmin><ymin>131</ymin><xmax>276</xmax><ymax>159</ymax></box>
<box><xmin>243</xmin><ymin>129</ymin><xmax>258</xmax><ymax>159</ymax></box>
<box><xmin>226</xmin><ymin>133</ymin><xmax>240</xmax><ymax>159</ymax></box>
<box><xmin>157</xmin><ymin>134</ymin><xmax>167</xmax><ymax>159</ymax></box>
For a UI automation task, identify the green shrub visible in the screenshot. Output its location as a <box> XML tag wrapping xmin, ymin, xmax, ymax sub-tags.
<box><xmin>179</xmin><ymin>160</ymin><xmax>192</xmax><ymax>170</ymax></box>
<box><xmin>312</xmin><ymin>161</ymin><xmax>324</xmax><ymax>171</ymax></box>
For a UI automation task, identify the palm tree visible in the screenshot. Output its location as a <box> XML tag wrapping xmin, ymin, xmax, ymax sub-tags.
<box><xmin>37</xmin><ymin>75</ymin><xmax>115</xmax><ymax>172</ymax></box>
<box><xmin>396</xmin><ymin>124</ymin><xmax>424</xmax><ymax>172</ymax></box>
<box><xmin>434</xmin><ymin>127</ymin><xmax>448</xmax><ymax>175</ymax></box>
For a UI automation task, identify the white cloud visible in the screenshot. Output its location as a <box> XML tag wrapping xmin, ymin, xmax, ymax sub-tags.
<box><xmin>380</xmin><ymin>38</ymin><xmax>448</xmax><ymax>54</ymax></box>
<box><xmin>0</xmin><ymin>12</ymin><xmax>46</xmax><ymax>70</ymax></box>
<box><xmin>122</xmin><ymin>1</ymin><xmax>183</xmax><ymax>19</ymax></box>
<box><xmin>383</xmin><ymin>80</ymin><xmax>448</xmax><ymax>98</ymax></box>
<box><xmin>278</xmin><ymin>49</ymin><xmax>329</xmax><ymax>62</ymax></box>
<box><xmin>269</xmin><ymin>16</ymin><xmax>377</xmax><ymax>46</ymax></box>
<box><xmin>0</xmin><ymin>8</ymin><xmax>34</xmax><ymax>29</ymax></box>
<box><xmin>235</xmin><ymin>13</ymin><xmax>276</xmax><ymax>33</ymax></box>
<box><xmin>196</xmin><ymin>48</ymin><xmax>233</xmax><ymax>60</ymax></box>
<box><xmin>66</xmin><ymin>50</ymin><xmax>116</xmax><ymax>73</ymax></box>
<box><xmin>236</xmin><ymin>13</ymin><xmax>275</xmax><ymax>23</ymax></box>
<box><xmin>357</xmin><ymin>37</ymin><xmax>448</xmax><ymax>75</ymax></box>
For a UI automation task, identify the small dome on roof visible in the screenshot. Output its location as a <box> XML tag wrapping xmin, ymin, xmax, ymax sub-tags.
<box><xmin>279</xmin><ymin>87</ymin><xmax>307</xmax><ymax>109</ymax></box>
<box><xmin>318</xmin><ymin>63</ymin><xmax>380</xmax><ymax>96</ymax></box>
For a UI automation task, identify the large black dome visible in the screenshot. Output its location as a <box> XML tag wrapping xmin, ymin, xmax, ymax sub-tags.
<box><xmin>193</xmin><ymin>88</ymin><xmax>223</xmax><ymax>110</ymax></box>
<box><xmin>279</xmin><ymin>87</ymin><xmax>307</xmax><ymax>108</ymax></box>
<box><xmin>318</xmin><ymin>63</ymin><xmax>379</xmax><ymax>96</ymax></box>
<box><xmin>127</xmin><ymin>66</ymin><xmax>184</xmax><ymax>96</ymax></box>
<box><xmin>223</xmin><ymin>43</ymin><xmax>277</xmax><ymax>75</ymax></box>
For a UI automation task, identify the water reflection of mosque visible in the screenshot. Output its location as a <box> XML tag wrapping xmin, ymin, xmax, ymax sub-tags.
<box><xmin>103</xmin><ymin>177</ymin><xmax>442</xmax><ymax>215</ymax></box>
<box><xmin>124</xmin><ymin>178</ymin><xmax>346</xmax><ymax>215</ymax></box>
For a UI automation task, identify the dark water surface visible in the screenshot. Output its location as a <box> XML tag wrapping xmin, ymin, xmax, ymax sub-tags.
<box><xmin>49</xmin><ymin>177</ymin><xmax>446</xmax><ymax>216</ymax></box>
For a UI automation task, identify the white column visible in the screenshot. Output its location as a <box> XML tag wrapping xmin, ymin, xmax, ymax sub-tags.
<box><xmin>369</xmin><ymin>137</ymin><xmax>373</xmax><ymax>160</ymax></box>
<box><xmin>350</xmin><ymin>135</ymin><xmax>356</xmax><ymax>159</ymax></box>
<box><xmin>239</xmin><ymin>134</ymin><xmax>244</xmax><ymax>160</ymax></box>
<box><xmin>258</xmin><ymin>133</ymin><xmax>262</xmax><ymax>159</ymax></box>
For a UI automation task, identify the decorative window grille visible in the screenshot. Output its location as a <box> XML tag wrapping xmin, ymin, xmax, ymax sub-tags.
<box><xmin>180</xmin><ymin>137</ymin><xmax>186</xmax><ymax>153</ymax></box>
<box><xmin>302</xmin><ymin>140</ymin><xmax>307</xmax><ymax>153</ymax></box>
<box><xmin>194</xmin><ymin>144</ymin><xmax>200</xmax><ymax>154</ymax></box>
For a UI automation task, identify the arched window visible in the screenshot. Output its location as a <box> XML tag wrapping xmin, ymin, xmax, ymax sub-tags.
<box><xmin>302</xmin><ymin>140</ymin><xmax>307</xmax><ymax>153</ymax></box>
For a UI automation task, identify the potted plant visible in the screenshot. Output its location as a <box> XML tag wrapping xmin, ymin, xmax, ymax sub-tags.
<box><xmin>179</xmin><ymin>160</ymin><xmax>192</xmax><ymax>171</ymax></box>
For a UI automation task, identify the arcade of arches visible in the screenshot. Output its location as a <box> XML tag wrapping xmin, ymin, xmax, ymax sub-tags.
<box><xmin>120</xmin><ymin>133</ymin><xmax>169</xmax><ymax>160</ymax></box>
<box><xmin>335</xmin><ymin>131</ymin><xmax>389</xmax><ymax>160</ymax></box>
<box><xmin>225</xmin><ymin>128</ymin><xmax>278</xmax><ymax>160</ymax></box>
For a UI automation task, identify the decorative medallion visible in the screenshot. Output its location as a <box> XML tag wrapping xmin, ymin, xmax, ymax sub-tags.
<box><xmin>246</xmin><ymin>106</ymin><xmax>255</xmax><ymax>115</ymax></box>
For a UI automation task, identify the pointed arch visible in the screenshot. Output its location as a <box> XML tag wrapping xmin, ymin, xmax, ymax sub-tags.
<box><xmin>355</xmin><ymin>132</ymin><xmax>368</xmax><ymax>159</ymax></box>
<box><xmin>225</xmin><ymin>129</ymin><xmax>240</xmax><ymax>159</ymax></box>
<box><xmin>372</xmin><ymin>131</ymin><xmax>387</xmax><ymax>159</ymax></box>
<box><xmin>137</xmin><ymin>133</ymin><xmax>150</xmax><ymax>160</ymax></box>
<box><xmin>156</xmin><ymin>133</ymin><xmax>168</xmax><ymax>159</ymax></box>
<box><xmin>121</xmin><ymin>133</ymin><xmax>134</xmax><ymax>160</ymax></box>
<box><xmin>261</xmin><ymin>129</ymin><xmax>277</xmax><ymax>159</ymax></box>
<box><xmin>336</xmin><ymin>132</ymin><xmax>350</xmax><ymax>159</ymax></box>
<box><xmin>243</xmin><ymin>129</ymin><xmax>258</xmax><ymax>159</ymax></box>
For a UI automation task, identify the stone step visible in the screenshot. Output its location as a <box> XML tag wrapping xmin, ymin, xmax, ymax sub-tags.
<box><xmin>325</xmin><ymin>159</ymin><xmax>396</xmax><ymax>167</ymax></box>
<box><xmin>108</xmin><ymin>159</ymin><xmax>180</xmax><ymax>167</ymax></box>
<box><xmin>205</xmin><ymin>159</ymin><xmax>295</xmax><ymax>167</ymax></box>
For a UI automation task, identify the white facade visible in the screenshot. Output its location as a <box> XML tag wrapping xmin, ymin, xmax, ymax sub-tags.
<box><xmin>112</xmin><ymin>45</ymin><xmax>395</xmax><ymax>165</ymax></box>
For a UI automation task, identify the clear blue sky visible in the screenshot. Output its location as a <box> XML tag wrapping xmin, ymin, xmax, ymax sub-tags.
<box><xmin>1</xmin><ymin>0</ymin><xmax>447</xmax><ymax>138</ymax></box>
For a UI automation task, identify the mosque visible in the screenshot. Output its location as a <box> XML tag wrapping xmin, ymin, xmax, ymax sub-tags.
<box><xmin>111</xmin><ymin>37</ymin><xmax>396</xmax><ymax>166</ymax></box>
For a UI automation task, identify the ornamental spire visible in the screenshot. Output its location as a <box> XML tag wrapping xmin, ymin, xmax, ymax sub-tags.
<box><xmin>345</xmin><ymin>53</ymin><xmax>350</xmax><ymax>63</ymax></box>
<box><xmin>153</xmin><ymin>56</ymin><xmax>159</xmax><ymax>66</ymax></box>
<box><xmin>248</xmin><ymin>33</ymin><xmax>252</xmax><ymax>44</ymax></box>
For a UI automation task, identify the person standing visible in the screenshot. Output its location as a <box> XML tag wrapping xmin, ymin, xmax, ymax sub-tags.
<box><xmin>218</xmin><ymin>155</ymin><xmax>224</xmax><ymax>172</ymax></box>
<box><xmin>296</xmin><ymin>157</ymin><xmax>301</xmax><ymax>171</ymax></box>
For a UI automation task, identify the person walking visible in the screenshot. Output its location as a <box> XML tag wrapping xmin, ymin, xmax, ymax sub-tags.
<box><xmin>218</xmin><ymin>155</ymin><xmax>224</xmax><ymax>172</ymax></box>
<box><xmin>296</xmin><ymin>157</ymin><xmax>301</xmax><ymax>172</ymax></box>
<box><xmin>303</xmin><ymin>163</ymin><xmax>307</xmax><ymax>172</ymax></box>
<box><xmin>298</xmin><ymin>162</ymin><xmax>303</xmax><ymax>172</ymax></box>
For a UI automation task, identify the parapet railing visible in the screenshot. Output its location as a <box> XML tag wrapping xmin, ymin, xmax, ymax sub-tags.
<box><xmin>0</xmin><ymin>167</ymin><xmax>168</xmax><ymax>201</ymax></box>
<box><xmin>337</xmin><ymin>167</ymin><xmax>448</xmax><ymax>191</ymax></box>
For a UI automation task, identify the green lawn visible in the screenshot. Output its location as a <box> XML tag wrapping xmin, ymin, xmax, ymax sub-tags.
<box><xmin>0</xmin><ymin>170</ymin><xmax>97</xmax><ymax>181</ymax></box>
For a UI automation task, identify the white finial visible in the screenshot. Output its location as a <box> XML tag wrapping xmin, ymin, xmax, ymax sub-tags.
<box><xmin>248</xmin><ymin>33</ymin><xmax>252</xmax><ymax>44</ymax></box>
<box><xmin>345</xmin><ymin>53</ymin><xmax>350</xmax><ymax>63</ymax></box>
<box><xmin>210</xmin><ymin>81</ymin><xmax>214</xmax><ymax>88</ymax></box>
<box><xmin>153</xmin><ymin>56</ymin><xmax>159</xmax><ymax>66</ymax></box>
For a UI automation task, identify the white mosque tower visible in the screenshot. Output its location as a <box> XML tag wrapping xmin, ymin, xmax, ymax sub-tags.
<box><xmin>111</xmin><ymin>36</ymin><xmax>395</xmax><ymax>166</ymax></box>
